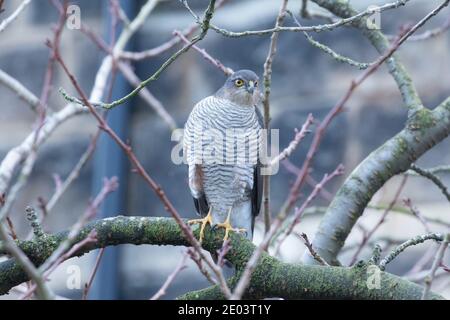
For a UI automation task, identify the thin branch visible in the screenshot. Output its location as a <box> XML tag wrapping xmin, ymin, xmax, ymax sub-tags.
<box><xmin>298</xmin><ymin>232</ymin><xmax>329</xmax><ymax>266</ymax></box>
<box><xmin>288</xmin><ymin>10</ymin><xmax>371</xmax><ymax>70</ymax></box>
<box><xmin>0</xmin><ymin>0</ymin><xmax>31</xmax><ymax>33</ymax></box>
<box><xmin>0</xmin><ymin>69</ymin><xmax>40</xmax><ymax>112</ymax></box>
<box><xmin>387</xmin><ymin>16</ymin><xmax>450</xmax><ymax>41</ymax></box>
<box><xmin>422</xmin><ymin>234</ymin><xmax>450</xmax><ymax>299</ymax></box>
<box><xmin>410</xmin><ymin>164</ymin><xmax>450</xmax><ymax>202</ymax></box>
<box><xmin>78</xmin><ymin>0</ymin><xmax>217</xmax><ymax>111</ymax></box>
<box><xmin>403</xmin><ymin>198</ymin><xmax>432</xmax><ymax>233</ymax></box>
<box><xmin>150</xmin><ymin>251</ymin><xmax>188</xmax><ymax>300</ymax></box>
<box><xmin>38</xmin><ymin>177</ymin><xmax>118</xmax><ymax>274</ymax></box>
<box><xmin>379</xmin><ymin>233</ymin><xmax>444</xmax><ymax>271</ymax></box>
<box><xmin>82</xmin><ymin>247</ymin><xmax>105</xmax><ymax>300</ymax></box>
<box><xmin>349</xmin><ymin>175</ymin><xmax>408</xmax><ymax>265</ymax></box>
<box><xmin>262</xmin><ymin>0</ymin><xmax>289</xmax><ymax>234</ymax></box>
<box><xmin>120</xmin><ymin>25</ymin><xmax>197</xmax><ymax>61</ymax></box>
<box><xmin>116</xmin><ymin>62</ymin><xmax>178</xmax><ymax>130</ymax></box>
<box><xmin>275</xmin><ymin>164</ymin><xmax>344</xmax><ymax>253</ymax></box>
<box><xmin>203</xmin><ymin>0</ymin><xmax>412</xmax><ymax>37</ymax></box>
<box><xmin>173</xmin><ymin>30</ymin><xmax>233</xmax><ymax>75</ymax></box>
<box><xmin>45</xmin><ymin>130</ymin><xmax>100</xmax><ymax>214</ymax></box>
<box><xmin>269</xmin><ymin>114</ymin><xmax>313</xmax><ymax>167</ymax></box>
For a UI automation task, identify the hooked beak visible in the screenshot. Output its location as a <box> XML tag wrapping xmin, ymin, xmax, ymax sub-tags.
<box><xmin>246</xmin><ymin>81</ymin><xmax>255</xmax><ymax>94</ymax></box>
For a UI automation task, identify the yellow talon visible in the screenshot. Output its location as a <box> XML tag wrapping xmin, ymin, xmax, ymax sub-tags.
<box><xmin>216</xmin><ymin>208</ymin><xmax>246</xmax><ymax>241</ymax></box>
<box><xmin>188</xmin><ymin>208</ymin><xmax>213</xmax><ymax>244</ymax></box>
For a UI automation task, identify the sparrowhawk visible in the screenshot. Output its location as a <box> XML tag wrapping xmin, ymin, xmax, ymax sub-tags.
<box><xmin>184</xmin><ymin>70</ymin><xmax>263</xmax><ymax>242</ymax></box>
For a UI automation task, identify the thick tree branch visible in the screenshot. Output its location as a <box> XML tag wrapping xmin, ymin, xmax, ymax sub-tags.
<box><xmin>0</xmin><ymin>216</ymin><xmax>442</xmax><ymax>299</ymax></box>
<box><xmin>304</xmin><ymin>98</ymin><xmax>450</xmax><ymax>265</ymax></box>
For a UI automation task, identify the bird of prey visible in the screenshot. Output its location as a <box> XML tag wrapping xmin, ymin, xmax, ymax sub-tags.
<box><xmin>184</xmin><ymin>70</ymin><xmax>263</xmax><ymax>243</ymax></box>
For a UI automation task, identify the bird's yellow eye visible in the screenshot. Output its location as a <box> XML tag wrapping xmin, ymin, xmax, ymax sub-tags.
<box><xmin>234</xmin><ymin>79</ymin><xmax>244</xmax><ymax>87</ymax></box>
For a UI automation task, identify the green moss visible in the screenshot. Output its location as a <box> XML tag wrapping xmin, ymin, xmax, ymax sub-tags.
<box><xmin>408</xmin><ymin>108</ymin><xmax>436</xmax><ymax>135</ymax></box>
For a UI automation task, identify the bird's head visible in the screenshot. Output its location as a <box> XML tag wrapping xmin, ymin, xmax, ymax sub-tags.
<box><xmin>215</xmin><ymin>69</ymin><xmax>260</xmax><ymax>106</ymax></box>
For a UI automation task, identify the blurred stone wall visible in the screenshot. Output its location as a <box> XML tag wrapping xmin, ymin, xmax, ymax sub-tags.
<box><xmin>0</xmin><ymin>0</ymin><xmax>449</xmax><ymax>299</ymax></box>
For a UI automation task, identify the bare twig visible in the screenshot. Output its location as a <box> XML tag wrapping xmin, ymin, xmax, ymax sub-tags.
<box><xmin>38</xmin><ymin>178</ymin><xmax>118</xmax><ymax>274</ymax></box>
<box><xmin>262</xmin><ymin>0</ymin><xmax>289</xmax><ymax>234</ymax></box>
<box><xmin>0</xmin><ymin>69</ymin><xmax>41</xmax><ymax>112</ymax></box>
<box><xmin>121</xmin><ymin>26</ymin><xmax>198</xmax><ymax>61</ymax></box>
<box><xmin>173</xmin><ymin>30</ymin><xmax>233</xmax><ymax>75</ymax></box>
<box><xmin>79</xmin><ymin>0</ymin><xmax>217</xmax><ymax>110</ymax></box>
<box><xmin>274</xmin><ymin>164</ymin><xmax>344</xmax><ymax>253</ymax></box>
<box><xmin>422</xmin><ymin>234</ymin><xmax>450</xmax><ymax>299</ymax></box>
<box><xmin>387</xmin><ymin>16</ymin><xmax>450</xmax><ymax>41</ymax></box>
<box><xmin>21</xmin><ymin>230</ymin><xmax>98</xmax><ymax>300</ymax></box>
<box><xmin>150</xmin><ymin>251</ymin><xmax>188</xmax><ymax>300</ymax></box>
<box><xmin>204</xmin><ymin>0</ymin><xmax>412</xmax><ymax>37</ymax></box>
<box><xmin>116</xmin><ymin>62</ymin><xmax>177</xmax><ymax>130</ymax></box>
<box><xmin>298</xmin><ymin>233</ymin><xmax>329</xmax><ymax>266</ymax></box>
<box><xmin>350</xmin><ymin>175</ymin><xmax>408</xmax><ymax>265</ymax></box>
<box><xmin>410</xmin><ymin>164</ymin><xmax>450</xmax><ymax>202</ymax></box>
<box><xmin>82</xmin><ymin>247</ymin><xmax>105</xmax><ymax>300</ymax></box>
<box><xmin>379</xmin><ymin>233</ymin><xmax>444</xmax><ymax>271</ymax></box>
<box><xmin>403</xmin><ymin>198</ymin><xmax>432</xmax><ymax>233</ymax></box>
<box><xmin>270</xmin><ymin>114</ymin><xmax>313</xmax><ymax>167</ymax></box>
<box><xmin>45</xmin><ymin>131</ymin><xmax>101</xmax><ymax>214</ymax></box>
<box><xmin>0</xmin><ymin>0</ymin><xmax>31</xmax><ymax>33</ymax></box>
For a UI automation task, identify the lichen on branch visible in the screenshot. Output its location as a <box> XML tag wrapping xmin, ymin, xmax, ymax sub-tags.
<box><xmin>0</xmin><ymin>216</ymin><xmax>442</xmax><ymax>299</ymax></box>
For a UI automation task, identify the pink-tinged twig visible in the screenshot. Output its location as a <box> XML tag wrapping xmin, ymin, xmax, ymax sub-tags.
<box><xmin>349</xmin><ymin>175</ymin><xmax>408</xmax><ymax>265</ymax></box>
<box><xmin>274</xmin><ymin>164</ymin><xmax>344</xmax><ymax>254</ymax></box>
<box><xmin>82</xmin><ymin>247</ymin><xmax>106</xmax><ymax>300</ymax></box>
<box><xmin>282</xmin><ymin>160</ymin><xmax>334</xmax><ymax>201</ymax></box>
<box><xmin>80</xmin><ymin>24</ymin><xmax>112</xmax><ymax>54</ymax></box>
<box><xmin>5</xmin><ymin>216</ymin><xmax>18</xmax><ymax>240</ymax></box>
<box><xmin>117</xmin><ymin>62</ymin><xmax>177</xmax><ymax>130</ymax></box>
<box><xmin>150</xmin><ymin>252</ymin><xmax>189</xmax><ymax>300</ymax></box>
<box><xmin>119</xmin><ymin>0</ymin><xmax>230</xmax><ymax>61</ymax></box>
<box><xmin>38</xmin><ymin>177</ymin><xmax>118</xmax><ymax>275</ymax></box>
<box><xmin>422</xmin><ymin>234</ymin><xmax>450</xmax><ymax>299</ymax></box>
<box><xmin>173</xmin><ymin>30</ymin><xmax>233</xmax><ymax>76</ymax></box>
<box><xmin>45</xmin><ymin>130</ymin><xmax>101</xmax><ymax>214</ymax></box>
<box><xmin>109</xmin><ymin>0</ymin><xmax>130</xmax><ymax>25</ymax></box>
<box><xmin>440</xmin><ymin>263</ymin><xmax>450</xmax><ymax>273</ymax></box>
<box><xmin>186</xmin><ymin>247</ymin><xmax>217</xmax><ymax>286</ymax></box>
<box><xmin>270</xmin><ymin>114</ymin><xmax>314</xmax><ymax>167</ymax></box>
<box><xmin>262</xmin><ymin>0</ymin><xmax>289</xmax><ymax>234</ymax></box>
<box><xmin>388</xmin><ymin>16</ymin><xmax>450</xmax><ymax>42</ymax></box>
<box><xmin>216</xmin><ymin>239</ymin><xmax>232</xmax><ymax>268</ymax></box>
<box><xmin>403</xmin><ymin>198</ymin><xmax>432</xmax><ymax>233</ymax></box>
<box><xmin>20</xmin><ymin>230</ymin><xmax>98</xmax><ymax>300</ymax></box>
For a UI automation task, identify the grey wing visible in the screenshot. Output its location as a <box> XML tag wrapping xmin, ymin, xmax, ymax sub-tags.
<box><xmin>251</xmin><ymin>106</ymin><xmax>264</xmax><ymax>229</ymax></box>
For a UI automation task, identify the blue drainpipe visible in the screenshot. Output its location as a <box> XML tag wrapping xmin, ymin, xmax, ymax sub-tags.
<box><xmin>89</xmin><ymin>0</ymin><xmax>137</xmax><ymax>300</ymax></box>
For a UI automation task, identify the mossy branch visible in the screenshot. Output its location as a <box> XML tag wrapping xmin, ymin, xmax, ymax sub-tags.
<box><xmin>0</xmin><ymin>216</ymin><xmax>442</xmax><ymax>299</ymax></box>
<box><xmin>303</xmin><ymin>99</ymin><xmax>450</xmax><ymax>265</ymax></box>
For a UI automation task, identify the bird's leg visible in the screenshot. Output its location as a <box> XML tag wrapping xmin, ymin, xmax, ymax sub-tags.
<box><xmin>216</xmin><ymin>208</ymin><xmax>246</xmax><ymax>241</ymax></box>
<box><xmin>188</xmin><ymin>207</ymin><xmax>213</xmax><ymax>244</ymax></box>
